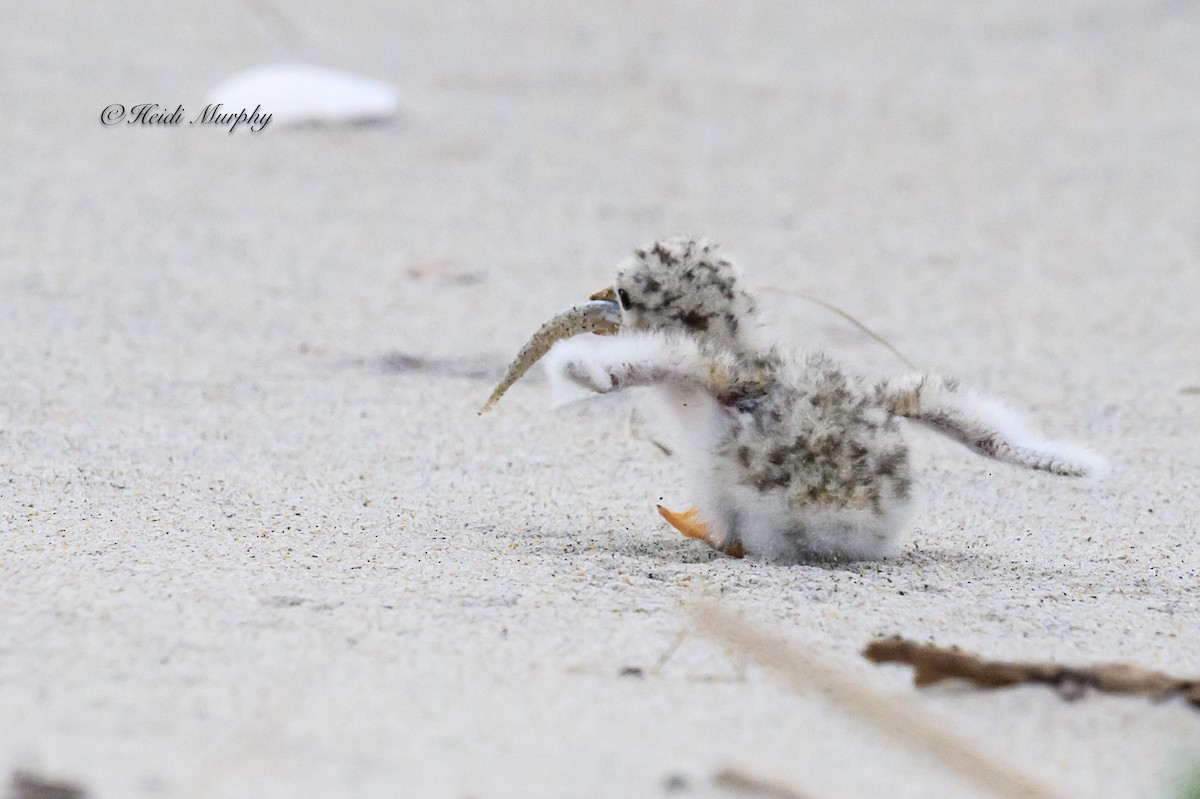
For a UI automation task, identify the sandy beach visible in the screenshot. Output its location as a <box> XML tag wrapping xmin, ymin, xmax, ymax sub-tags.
<box><xmin>3</xmin><ymin>2</ymin><xmax>1199</xmax><ymax>797</ymax></box>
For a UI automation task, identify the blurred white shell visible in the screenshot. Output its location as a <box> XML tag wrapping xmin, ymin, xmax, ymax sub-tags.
<box><xmin>208</xmin><ymin>65</ymin><xmax>397</xmax><ymax>126</ymax></box>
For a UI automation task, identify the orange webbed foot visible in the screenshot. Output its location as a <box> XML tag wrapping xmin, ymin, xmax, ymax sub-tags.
<box><xmin>656</xmin><ymin>506</ymin><xmax>744</xmax><ymax>558</ymax></box>
<box><xmin>657</xmin><ymin>506</ymin><xmax>708</xmax><ymax>539</ymax></box>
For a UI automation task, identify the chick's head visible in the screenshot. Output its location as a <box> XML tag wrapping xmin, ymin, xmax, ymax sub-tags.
<box><xmin>593</xmin><ymin>237</ymin><xmax>759</xmax><ymax>351</ymax></box>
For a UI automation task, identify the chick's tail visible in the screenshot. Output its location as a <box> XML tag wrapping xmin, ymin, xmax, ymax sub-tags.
<box><xmin>876</xmin><ymin>375</ymin><xmax>1106</xmax><ymax>478</ymax></box>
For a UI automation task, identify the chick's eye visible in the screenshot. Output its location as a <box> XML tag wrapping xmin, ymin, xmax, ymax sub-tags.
<box><xmin>617</xmin><ymin>288</ymin><xmax>631</xmax><ymax>310</ymax></box>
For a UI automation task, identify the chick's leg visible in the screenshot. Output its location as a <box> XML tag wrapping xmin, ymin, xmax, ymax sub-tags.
<box><xmin>657</xmin><ymin>506</ymin><xmax>744</xmax><ymax>558</ymax></box>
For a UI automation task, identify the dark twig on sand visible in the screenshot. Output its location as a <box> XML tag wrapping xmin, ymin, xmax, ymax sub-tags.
<box><xmin>713</xmin><ymin>766</ymin><xmax>813</xmax><ymax>799</ymax></box>
<box><xmin>864</xmin><ymin>637</ymin><xmax>1200</xmax><ymax>708</ymax></box>
<box><xmin>9</xmin><ymin>771</ymin><xmax>86</xmax><ymax>799</ymax></box>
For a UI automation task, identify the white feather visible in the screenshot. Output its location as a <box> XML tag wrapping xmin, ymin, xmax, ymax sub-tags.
<box><xmin>208</xmin><ymin>65</ymin><xmax>397</xmax><ymax>126</ymax></box>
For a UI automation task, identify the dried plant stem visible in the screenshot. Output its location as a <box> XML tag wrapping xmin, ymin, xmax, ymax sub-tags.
<box><xmin>690</xmin><ymin>605</ymin><xmax>1061</xmax><ymax>799</ymax></box>
<box><xmin>759</xmin><ymin>286</ymin><xmax>917</xmax><ymax>371</ymax></box>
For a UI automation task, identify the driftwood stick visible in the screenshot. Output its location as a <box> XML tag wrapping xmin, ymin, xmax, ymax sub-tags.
<box><xmin>864</xmin><ymin>637</ymin><xmax>1200</xmax><ymax>707</ymax></box>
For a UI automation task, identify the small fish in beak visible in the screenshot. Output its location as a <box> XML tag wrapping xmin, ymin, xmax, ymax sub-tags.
<box><xmin>480</xmin><ymin>299</ymin><xmax>621</xmax><ymax>413</ymax></box>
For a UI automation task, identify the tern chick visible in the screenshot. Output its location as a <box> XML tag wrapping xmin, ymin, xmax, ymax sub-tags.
<box><xmin>542</xmin><ymin>236</ymin><xmax>1104</xmax><ymax>561</ymax></box>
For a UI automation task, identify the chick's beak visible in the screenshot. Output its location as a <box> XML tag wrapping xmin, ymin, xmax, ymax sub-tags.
<box><xmin>590</xmin><ymin>287</ymin><xmax>617</xmax><ymax>303</ymax></box>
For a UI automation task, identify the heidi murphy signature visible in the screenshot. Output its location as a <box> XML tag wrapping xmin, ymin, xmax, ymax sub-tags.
<box><xmin>101</xmin><ymin>103</ymin><xmax>272</xmax><ymax>133</ymax></box>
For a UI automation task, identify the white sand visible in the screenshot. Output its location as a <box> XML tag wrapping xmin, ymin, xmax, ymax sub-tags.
<box><xmin>3</xmin><ymin>3</ymin><xmax>1199</xmax><ymax>798</ymax></box>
